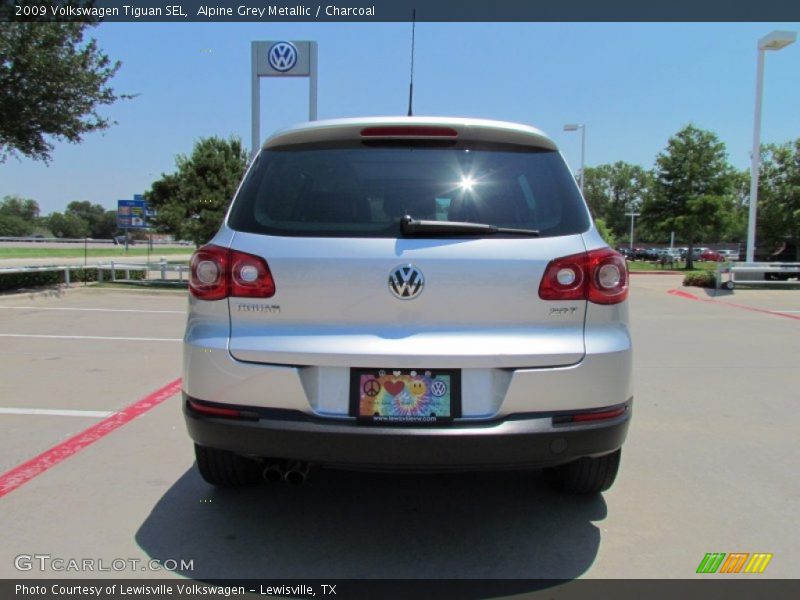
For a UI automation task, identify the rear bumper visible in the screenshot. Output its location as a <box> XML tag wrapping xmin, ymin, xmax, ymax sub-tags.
<box><xmin>183</xmin><ymin>395</ymin><xmax>631</xmax><ymax>470</ymax></box>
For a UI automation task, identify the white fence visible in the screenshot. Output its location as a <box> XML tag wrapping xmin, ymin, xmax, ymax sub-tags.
<box><xmin>94</xmin><ymin>261</ymin><xmax>188</xmax><ymax>283</ymax></box>
<box><xmin>0</xmin><ymin>261</ymin><xmax>188</xmax><ymax>286</ymax></box>
<box><xmin>0</xmin><ymin>236</ymin><xmax>187</xmax><ymax>245</ymax></box>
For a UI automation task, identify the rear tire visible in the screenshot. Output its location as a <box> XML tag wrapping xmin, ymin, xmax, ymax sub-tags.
<box><xmin>544</xmin><ymin>449</ymin><xmax>621</xmax><ymax>494</ymax></box>
<box><xmin>194</xmin><ymin>444</ymin><xmax>262</xmax><ymax>487</ymax></box>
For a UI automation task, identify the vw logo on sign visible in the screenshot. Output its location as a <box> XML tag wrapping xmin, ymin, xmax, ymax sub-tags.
<box><xmin>388</xmin><ymin>265</ymin><xmax>425</xmax><ymax>300</ymax></box>
<box><xmin>268</xmin><ymin>41</ymin><xmax>298</xmax><ymax>72</ymax></box>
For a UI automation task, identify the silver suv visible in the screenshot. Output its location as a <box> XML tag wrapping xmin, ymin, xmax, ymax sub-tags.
<box><xmin>183</xmin><ymin>117</ymin><xmax>632</xmax><ymax>494</ymax></box>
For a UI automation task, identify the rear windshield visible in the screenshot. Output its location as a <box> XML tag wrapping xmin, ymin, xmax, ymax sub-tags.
<box><xmin>227</xmin><ymin>142</ymin><xmax>590</xmax><ymax>238</ymax></box>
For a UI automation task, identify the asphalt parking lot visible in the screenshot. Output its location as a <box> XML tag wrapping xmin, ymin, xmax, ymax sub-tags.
<box><xmin>0</xmin><ymin>275</ymin><xmax>797</xmax><ymax>585</ymax></box>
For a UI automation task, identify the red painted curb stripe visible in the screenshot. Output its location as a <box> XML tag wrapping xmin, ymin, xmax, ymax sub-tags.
<box><xmin>0</xmin><ymin>378</ymin><xmax>183</xmax><ymax>499</ymax></box>
<box><xmin>667</xmin><ymin>289</ymin><xmax>700</xmax><ymax>300</ymax></box>
<box><xmin>667</xmin><ymin>289</ymin><xmax>800</xmax><ymax>321</ymax></box>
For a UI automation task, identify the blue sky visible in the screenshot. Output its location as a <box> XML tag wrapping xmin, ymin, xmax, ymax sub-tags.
<box><xmin>2</xmin><ymin>22</ymin><xmax>799</xmax><ymax>215</ymax></box>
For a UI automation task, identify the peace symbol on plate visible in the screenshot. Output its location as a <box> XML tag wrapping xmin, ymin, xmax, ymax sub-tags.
<box><xmin>363</xmin><ymin>379</ymin><xmax>382</xmax><ymax>397</ymax></box>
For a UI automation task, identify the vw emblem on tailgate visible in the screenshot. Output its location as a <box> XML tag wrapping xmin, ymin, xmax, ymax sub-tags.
<box><xmin>268</xmin><ymin>42</ymin><xmax>298</xmax><ymax>72</ymax></box>
<box><xmin>388</xmin><ymin>265</ymin><xmax>425</xmax><ymax>300</ymax></box>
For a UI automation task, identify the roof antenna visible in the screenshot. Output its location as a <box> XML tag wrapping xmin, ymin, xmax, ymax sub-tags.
<box><xmin>407</xmin><ymin>9</ymin><xmax>416</xmax><ymax>117</ymax></box>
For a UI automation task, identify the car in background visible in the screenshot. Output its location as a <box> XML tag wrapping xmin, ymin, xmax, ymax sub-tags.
<box><xmin>716</xmin><ymin>249</ymin><xmax>740</xmax><ymax>261</ymax></box>
<box><xmin>700</xmin><ymin>249</ymin><xmax>724</xmax><ymax>262</ymax></box>
<box><xmin>657</xmin><ymin>248</ymin><xmax>681</xmax><ymax>260</ymax></box>
<box><xmin>113</xmin><ymin>235</ymin><xmax>135</xmax><ymax>246</ymax></box>
<box><xmin>637</xmin><ymin>248</ymin><xmax>658</xmax><ymax>260</ymax></box>
<box><xmin>183</xmin><ymin>116</ymin><xmax>633</xmax><ymax>495</ymax></box>
<box><xmin>616</xmin><ymin>246</ymin><xmax>634</xmax><ymax>260</ymax></box>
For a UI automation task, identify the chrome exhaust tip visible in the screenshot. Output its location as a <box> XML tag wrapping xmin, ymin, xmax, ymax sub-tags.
<box><xmin>262</xmin><ymin>463</ymin><xmax>285</xmax><ymax>483</ymax></box>
<box><xmin>283</xmin><ymin>462</ymin><xmax>310</xmax><ymax>485</ymax></box>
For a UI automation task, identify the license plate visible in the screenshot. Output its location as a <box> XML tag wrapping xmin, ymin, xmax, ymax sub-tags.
<box><xmin>350</xmin><ymin>368</ymin><xmax>461</xmax><ymax>424</ymax></box>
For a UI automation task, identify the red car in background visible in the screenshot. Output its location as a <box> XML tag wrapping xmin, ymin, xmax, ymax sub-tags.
<box><xmin>700</xmin><ymin>249</ymin><xmax>724</xmax><ymax>262</ymax></box>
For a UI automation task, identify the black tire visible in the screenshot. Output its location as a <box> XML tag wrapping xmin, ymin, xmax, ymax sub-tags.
<box><xmin>194</xmin><ymin>444</ymin><xmax>262</xmax><ymax>487</ymax></box>
<box><xmin>723</xmin><ymin>281</ymin><xmax>735</xmax><ymax>290</ymax></box>
<box><xmin>544</xmin><ymin>449</ymin><xmax>621</xmax><ymax>494</ymax></box>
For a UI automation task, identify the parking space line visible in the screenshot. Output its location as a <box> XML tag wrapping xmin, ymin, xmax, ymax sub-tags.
<box><xmin>0</xmin><ymin>378</ymin><xmax>182</xmax><ymax>499</ymax></box>
<box><xmin>0</xmin><ymin>408</ymin><xmax>113</xmax><ymax>418</ymax></box>
<box><xmin>0</xmin><ymin>306</ymin><xmax>184</xmax><ymax>314</ymax></box>
<box><xmin>0</xmin><ymin>334</ymin><xmax>181</xmax><ymax>342</ymax></box>
<box><xmin>668</xmin><ymin>289</ymin><xmax>800</xmax><ymax>321</ymax></box>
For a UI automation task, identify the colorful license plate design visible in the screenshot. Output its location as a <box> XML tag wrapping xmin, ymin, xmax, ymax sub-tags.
<box><xmin>351</xmin><ymin>369</ymin><xmax>461</xmax><ymax>423</ymax></box>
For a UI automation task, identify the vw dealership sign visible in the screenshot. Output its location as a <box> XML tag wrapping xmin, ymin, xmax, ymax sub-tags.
<box><xmin>251</xmin><ymin>40</ymin><xmax>318</xmax><ymax>157</ymax></box>
<box><xmin>267</xmin><ymin>41</ymin><xmax>299</xmax><ymax>72</ymax></box>
<box><xmin>253</xmin><ymin>40</ymin><xmax>315</xmax><ymax>77</ymax></box>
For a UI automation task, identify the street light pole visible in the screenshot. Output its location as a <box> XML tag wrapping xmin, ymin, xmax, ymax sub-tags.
<box><xmin>580</xmin><ymin>125</ymin><xmax>586</xmax><ymax>196</ymax></box>
<box><xmin>626</xmin><ymin>212</ymin><xmax>640</xmax><ymax>250</ymax></box>
<box><xmin>746</xmin><ymin>30</ymin><xmax>796</xmax><ymax>263</ymax></box>
<box><xmin>563</xmin><ymin>123</ymin><xmax>586</xmax><ymax>197</ymax></box>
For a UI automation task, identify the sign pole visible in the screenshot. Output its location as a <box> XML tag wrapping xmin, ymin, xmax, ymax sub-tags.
<box><xmin>251</xmin><ymin>42</ymin><xmax>261</xmax><ymax>159</ymax></box>
<box><xmin>251</xmin><ymin>40</ymin><xmax>318</xmax><ymax>159</ymax></box>
<box><xmin>309</xmin><ymin>42</ymin><xmax>318</xmax><ymax>121</ymax></box>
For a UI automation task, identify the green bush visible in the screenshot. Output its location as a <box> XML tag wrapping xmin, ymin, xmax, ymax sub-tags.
<box><xmin>77</xmin><ymin>268</ymin><xmax>146</xmax><ymax>283</ymax></box>
<box><xmin>0</xmin><ymin>268</ymin><xmax>145</xmax><ymax>292</ymax></box>
<box><xmin>683</xmin><ymin>270</ymin><xmax>717</xmax><ymax>288</ymax></box>
<box><xmin>0</xmin><ymin>270</ymin><xmax>61</xmax><ymax>291</ymax></box>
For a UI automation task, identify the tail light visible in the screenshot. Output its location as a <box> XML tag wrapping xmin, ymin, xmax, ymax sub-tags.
<box><xmin>539</xmin><ymin>248</ymin><xmax>628</xmax><ymax>305</ymax></box>
<box><xmin>189</xmin><ymin>244</ymin><xmax>275</xmax><ymax>300</ymax></box>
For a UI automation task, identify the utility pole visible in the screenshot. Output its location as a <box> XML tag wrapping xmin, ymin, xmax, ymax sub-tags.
<box><xmin>626</xmin><ymin>212</ymin><xmax>640</xmax><ymax>250</ymax></box>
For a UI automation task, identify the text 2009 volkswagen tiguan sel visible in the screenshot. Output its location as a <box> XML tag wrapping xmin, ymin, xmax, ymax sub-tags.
<box><xmin>183</xmin><ymin>117</ymin><xmax>632</xmax><ymax>494</ymax></box>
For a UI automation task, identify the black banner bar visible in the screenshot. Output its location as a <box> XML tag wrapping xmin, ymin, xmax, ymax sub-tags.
<box><xmin>2</xmin><ymin>0</ymin><xmax>800</xmax><ymax>22</ymax></box>
<box><xmin>4</xmin><ymin>579</ymin><xmax>800</xmax><ymax>600</ymax></box>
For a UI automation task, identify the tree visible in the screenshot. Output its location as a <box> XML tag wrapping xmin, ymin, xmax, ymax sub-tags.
<box><xmin>0</xmin><ymin>194</ymin><xmax>40</xmax><ymax>220</ymax></box>
<box><xmin>758</xmin><ymin>140</ymin><xmax>800</xmax><ymax>261</ymax></box>
<box><xmin>594</xmin><ymin>218</ymin><xmax>618</xmax><ymax>249</ymax></box>
<box><xmin>0</xmin><ymin>15</ymin><xmax>127</xmax><ymax>162</ymax></box>
<box><xmin>0</xmin><ymin>214</ymin><xmax>32</xmax><ymax>236</ymax></box>
<box><xmin>94</xmin><ymin>210</ymin><xmax>119</xmax><ymax>239</ymax></box>
<box><xmin>146</xmin><ymin>137</ymin><xmax>250</xmax><ymax>246</ymax></box>
<box><xmin>47</xmin><ymin>212</ymin><xmax>90</xmax><ymax>238</ymax></box>
<box><xmin>583</xmin><ymin>162</ymin><xmax>651</xmax><ymax>241</ymax></box>
<box><xmin>0</xmin><ymin>195</ymin><xmax>40</xmax><ymax>235</ymax></box>
<box><xmin>640</xmin><ymin>125</ymin><xmax>735</xmax><ymax>268</ymax></box>
<box><xmin>720</xmin><ymin>169</ymin><xmax>749</xmax><ymax>243</ymax></box>
<box><xmin>65</xmin><ymin>200</ymin><xmax>117</xmax><ymax>238</ymax></box>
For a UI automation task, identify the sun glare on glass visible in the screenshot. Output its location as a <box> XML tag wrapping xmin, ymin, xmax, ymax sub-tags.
<box><xmin>459</xmin><ymin>176</ymin><xmax>476</xmax><ymax>191</ymax></box>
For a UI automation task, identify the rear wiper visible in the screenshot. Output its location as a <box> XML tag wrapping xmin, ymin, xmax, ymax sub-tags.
<box><xmin>400</xmin><ymin>215</ymin><xmax>540</xmax><ymax>237</ymax></box>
